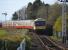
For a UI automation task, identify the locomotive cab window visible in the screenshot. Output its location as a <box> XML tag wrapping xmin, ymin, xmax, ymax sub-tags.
<box><xmin>35</xmin><ymin>21</ymin><xmax>46</xmax><ymax>26</ymax></box>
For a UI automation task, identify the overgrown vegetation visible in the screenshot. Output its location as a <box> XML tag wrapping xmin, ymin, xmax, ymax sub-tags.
<box><xmin>0</xmin><ymin>29</ymin><xmax>31</xmax><ymax>50</ymax></box>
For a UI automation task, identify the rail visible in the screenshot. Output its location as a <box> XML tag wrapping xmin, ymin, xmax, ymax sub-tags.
<box><xmin>29</xmin><ymin>32</ymin><xmax>65</xmax><ymax>50</ymax></box>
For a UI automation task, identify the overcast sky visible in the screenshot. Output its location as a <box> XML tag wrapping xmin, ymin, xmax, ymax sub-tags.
<box><xmin>0</xmin><ymin>0</ymin><xmax>57</xmax><ymax>21</ymax></box>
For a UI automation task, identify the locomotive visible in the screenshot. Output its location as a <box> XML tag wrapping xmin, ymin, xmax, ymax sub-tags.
<box><xmin>0</xmin><ymin>18</ymin><xmax>53</xmax><ymax>36</ymax></box>
<box><xmin>33</xmin><ymin>18</ymin><xmax>53</xmax><ymax>36</ymax></box>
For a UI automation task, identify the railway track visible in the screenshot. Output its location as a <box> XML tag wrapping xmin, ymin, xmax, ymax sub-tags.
<box><xmin>29</xmin><ymin>32</ymin><xmax>49</xmax><ymax>50</ymax></box>
<box><xmin>28</xmin><ymin>32</ymin><xmax>65</xmax><ymax>50</ymax></box>
<box><xmin>39</xmin><ymin>36</ymin><xmax>65</xmax><ymax>50</ymax></box>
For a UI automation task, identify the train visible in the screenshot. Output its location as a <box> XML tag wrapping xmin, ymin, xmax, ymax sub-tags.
<box><xmin>0</xmin><ymin>18</ymin><xmax>53</xmax><ymax>36</ymax></box>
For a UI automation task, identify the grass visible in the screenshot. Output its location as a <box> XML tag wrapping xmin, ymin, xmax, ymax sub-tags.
<box><xmin>0</xmin><ymin>29</ymin><xmax>7</xmax><ymax>37</ymax></box>
<box><xmin>50</xmin><ymin>33</ymin><xmax>62</xmax><ymax>41</ymax></box>
<box><xmin>0</xmin><ymin>29</ymin><xmax>31</xmax><ymax>42</ymax></box>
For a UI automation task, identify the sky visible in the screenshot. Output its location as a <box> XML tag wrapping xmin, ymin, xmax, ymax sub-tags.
<box><xmin>0</xmin><ymin>0</ymin><xmax>57</xmax><ymax>21</ymax></box>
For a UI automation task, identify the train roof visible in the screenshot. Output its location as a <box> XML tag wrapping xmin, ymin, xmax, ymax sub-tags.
<box><xmin>34</xmin><ymin>18</ymin><xmax>46</xmax><ymax>21</ymax></box>
<box><xmin>2</xmin><ymin>20</ymin><xmax>34</xmax><ymax>23</ymax></box>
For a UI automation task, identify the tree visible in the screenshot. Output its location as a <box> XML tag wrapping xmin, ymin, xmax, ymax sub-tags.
<box><xmin>12</xmin><ymin>12</ymin><xmax>18</xmax><ymax>20</ymax></box>
<box><xmin>27</xmin><ymin>2</ymin><xmax>33</xmax><ymax>19</ymax></box>
<box><xmin>37</xmin><ymin>6</ymin><xmax>46</xmax><ymax>18</ymax></box>
<box><xmin>54</xmin><ymin>15</ymin><xmax>68</xmax><ymax>32</ymax></box>
<box><xmin>32</xmin><ymin>0</ymin><xmax>44</xmax><ymax>9</ymax></box>
<box><xmin>53</xmin><ymin>17</ymin><xmax>62</xmax><ymax>32</ymax></box>
<box><xmin>37</xmin><ymin>4</ymin><xmax>50</xmax><ymax>19</ymax></box>
<box><xmin>48</xmin><ymin>2</ymin><xmax>62</xmax><ymax>25</ymax></box>
<box><xmin>31</xmin><ymin>0</ymin><xmax>43</xmax><ymax>19</ymax></box>
<box><xmin>26</xmin><ymin>0</ymin><xmax>44</xmax><ymax>19</ymax></box>
<box><xmin>27</xmin><ymin>2</ymin><xmax>32</xmax><ymax>8</ymax></box>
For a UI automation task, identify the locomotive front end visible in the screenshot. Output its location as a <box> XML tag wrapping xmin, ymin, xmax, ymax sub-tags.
<box><xmin>34</xmin><ymin>18</ymin><xmax>46</xmax><ymax>35</ymax></box>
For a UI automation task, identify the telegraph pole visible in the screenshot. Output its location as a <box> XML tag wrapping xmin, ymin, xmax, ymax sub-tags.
<box><xmin>2</xmin><ymin>13</ymin><xmax>8</xmax><ymax>50</ymax></box>
<box><xmin>2</xmin><ymin>12</ymin><xmax>7</xmax><ymax>22</ymax></box>
<box><xmin>2</xmin><ymin>12</ymin><xmax>7</xmax><ymax>29</ymax></box>
<box><xmin>62</xmin><ymin>0</ymin><xmax>67</xmax><ymax>44</ymax></box>
<box><xmin>58</xmin><ymin>0</ymin><xmax>68</xmax><ymax>44</ymax></box>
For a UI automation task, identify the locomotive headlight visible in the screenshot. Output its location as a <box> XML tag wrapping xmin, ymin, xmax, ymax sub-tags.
<box><xmin>36</xmin><ymin>26</ymin><xmax>46</xmax><ymax>29</ymax></box>
<box><xmin>33</xmin><ymin>26</ymin><xmax>36</xmax><ymax>30</ymax></box>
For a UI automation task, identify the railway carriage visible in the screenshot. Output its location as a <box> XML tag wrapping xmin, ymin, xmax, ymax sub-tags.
<box><xmin>2</xmin><ymin>20</ymin><xmax>34</xmax><ymax>29</ymax></box>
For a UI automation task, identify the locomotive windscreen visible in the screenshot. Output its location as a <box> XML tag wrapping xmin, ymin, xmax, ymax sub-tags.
<box><xmin>35</xmin><ymin>21</ymin><xmax>45</xmax><ymax>26</ymax></box>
